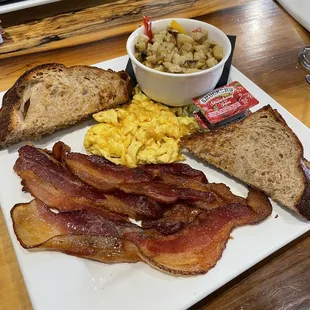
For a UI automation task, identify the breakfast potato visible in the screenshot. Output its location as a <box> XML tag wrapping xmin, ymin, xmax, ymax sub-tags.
<box><xmin>213</xmin><ymin>45</ymin><xmax>223</xmax><ymax>61</ymax></box>
<box><xmin>135</xmin><ymin>20</ymin><xmax>223</xmax><ymax>74</ymax></box>
<box><xmin>135</xmin><ymin>34</ymin><xmax>149</xmax><ymax>52</ymax></box>
<box><xmin>206</xmin><ymin>57</ymin><xmax>218</xmax><ymax>68</ymax></box>
<box><xmin>190</xmin><ymin>29</ymin><xmax>209</xmax><ymax>43</ymax></box>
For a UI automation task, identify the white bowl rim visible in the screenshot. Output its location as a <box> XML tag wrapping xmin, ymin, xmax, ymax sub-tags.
<box><xmin>126</xmin><ymin>17</ymin><xmax>232</xmax><ymax>78</ymax></box>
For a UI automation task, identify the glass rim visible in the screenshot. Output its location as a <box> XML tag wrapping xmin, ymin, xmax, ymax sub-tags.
<box><xmin>299</xmin><ymin>45</ymin><xmax>310</xmax><ymax>72</ymax></box>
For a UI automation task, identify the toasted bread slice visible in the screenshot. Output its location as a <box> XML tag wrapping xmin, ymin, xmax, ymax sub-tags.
<box><xmin>182</xmin><ymin>105</ymin><xmax>310</xmax><ymax>220</ymax></box>
<box><xmin>0</xmin><ymin>63</ymin><xmax>132</xmax><ymax>147</ymax></box>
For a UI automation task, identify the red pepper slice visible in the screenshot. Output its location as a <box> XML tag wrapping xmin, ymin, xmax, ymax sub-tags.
<box><xmin>143</xmin><ymin>16</ymin><xmax>152</xmax><ymax>43</ymax></box>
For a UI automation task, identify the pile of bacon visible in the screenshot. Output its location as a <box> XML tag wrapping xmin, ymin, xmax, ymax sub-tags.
<box><xmin>11</xmin><ymin>141</ymin><xmax>272</xmax><ymax>275</ymax></box>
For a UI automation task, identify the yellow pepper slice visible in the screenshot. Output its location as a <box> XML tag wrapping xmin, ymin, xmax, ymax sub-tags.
<box><xmin>169</xmin><ymin>19</ymin><xmax>186</xmax><ymax>34</ymax></box>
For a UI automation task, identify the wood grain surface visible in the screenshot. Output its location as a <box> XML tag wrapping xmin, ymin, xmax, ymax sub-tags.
<box><xmin>0</xmin><ymin>212</ymin><xmax>32</xmax><ymax>310</ymax></box>
<box><xmin>0</xmin><ymin>0</ymin><xmax>310</xmax><ymax>310</ymax></box>
<box><xmin>0</xmin><ymin>0</ymin><xmax>248</xmax><ymax>59</ymax></box>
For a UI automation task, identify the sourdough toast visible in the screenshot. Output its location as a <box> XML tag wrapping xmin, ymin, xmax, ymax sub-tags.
<box><xmin>182</xmin><ymin>105</ymin><xmax>310</xmax><ymax>220</ymax></box>
<box><xmin>0</xmin><ymin>63</ymin><xmax>132</xmax><ymax>147</ymax></box>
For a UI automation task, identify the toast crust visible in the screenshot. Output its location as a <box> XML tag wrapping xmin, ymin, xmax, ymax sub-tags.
<box><xmin>265</xmin><ymin>106</ymin><xmax>309</xmax><ymax>218</ymax></box>
<box><xmin>296</xmin><ymin>160</ymin><xmax>310</xmax><ymax>220</ymax></box>
<box><xmin>182</xmin><ymin>105</ymin><xmax>310</xmax><ymax>220</ymax></box>
<box><xmin>0</xmin><ymin>63</ymin><xmax>132</xmax><ymax>147</ymax></box>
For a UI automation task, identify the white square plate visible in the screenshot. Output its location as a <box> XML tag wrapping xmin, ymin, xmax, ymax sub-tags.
<box><xmin>277</xmin><ymin>0</ymin><xmax>310</xmax><ymax>32</ymax></box>
<box><xmin>1</xmin><ymin>55</ymin><xmax>310</xmax><ymax>310</ymax></box>
<box><xmin>0</xmin><ymin>0</ymin><xmax>60</xmax><ymax>14</ymax></box>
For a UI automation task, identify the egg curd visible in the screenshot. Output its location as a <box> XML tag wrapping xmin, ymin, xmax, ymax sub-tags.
<box><xmin>84</xmin><ymin>88</ymin><xmax>199</xmax><ymax>167</ymax></box>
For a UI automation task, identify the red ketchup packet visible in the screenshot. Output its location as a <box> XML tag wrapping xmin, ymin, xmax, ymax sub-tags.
<box><xmin>193</xmin><ymin>81</ymin><xmax>259</xmax><ymax>128</ymax></box>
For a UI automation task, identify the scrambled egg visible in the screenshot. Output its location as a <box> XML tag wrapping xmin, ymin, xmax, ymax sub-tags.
<box><xmin>84</xmin><ymin>88</ymin><xmax>199</xmax><ymax>167</ymax></box>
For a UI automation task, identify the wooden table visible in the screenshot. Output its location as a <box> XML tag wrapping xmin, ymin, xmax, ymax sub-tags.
<box><xmin>1</xmin><ymin>0</ymin><xmax>310</xmax><ymax>309</ymax></box>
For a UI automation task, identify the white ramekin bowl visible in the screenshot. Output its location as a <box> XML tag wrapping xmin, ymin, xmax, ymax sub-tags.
<box><xmin>126</xmin><ymin>18</ymin><xmax>231</xmax><ymax>106</ymax></box>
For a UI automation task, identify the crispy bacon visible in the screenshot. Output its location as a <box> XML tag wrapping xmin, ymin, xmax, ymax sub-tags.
<box><xmin>52</xmin><ymin>140</ymin><xmax>71</xmax><ymax>162</ymax></box>
<box><xmin>119</xmin><ymin>181</ymin><xmax>217</xmax><ymax>204</ymax></box>
<box><xmin>125</xmin><ymin>188</ymin><xmax>272</xmax><ymax>275</ymax></box>
<box><xmin>120</xmin><ymin>181</ymin><xmax>247</xmax><ymax>212</ymax></box>
<box><xmin>11</xmin><ymin>189</ymin><xmax>272</xmax><ymax>275</ymax></box>
<box><xmin>11</xmin><ymin>200</ymin><xmax>140</xmax><ymax>263</ymax></box>
<box><xmin>62</xmin><ymin>149</ymin><xmax>208</xmax><ymax>194</ymax></box>
<box><xmin>141</xmin><ymin>203</ymin><xmax>202</xmax><ymax>235</ymax></box>
<box><xmin>11</xmin><ymin>142</ymin><xmax>273</xmax><ymax>276</ymax></box>
<box><xmin>59</xmin><ymin>144</ymin><xmax>245</xmax><ymax>209</ymax></box>
<box><xmin>141</xmin><ymin>163</ymin><xmax>208</xmax><ymax>186</ymax></box>
<box><xmin>141</xmin><ymin>162</ymin><xmax>208</xmax><ymax>183</ymax></box>
<box><xmin>14</xmin><ymin>145</ymin><xmax>162</xmax><ymax>219</ymax></box>
<box><xmin>63</xmin><ymin>152</ymin><xmax>154</xmax><ymax>192</ymax></box>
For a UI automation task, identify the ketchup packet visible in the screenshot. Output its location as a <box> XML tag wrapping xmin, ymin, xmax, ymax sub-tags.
<box><xmin>193</xmin><ymin>81</ymin><xmax>259</xmax><ymax>128</ymax></box>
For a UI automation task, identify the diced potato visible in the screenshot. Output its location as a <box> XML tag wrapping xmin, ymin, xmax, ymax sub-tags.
<box><xmin>153</xmin><ymin>65</ymin><xmax>165</xmax><ymax>72</ymax></box>
<box><xmin>206</xmin><ymin>57</ymin><xmax>218</xmax><ymax>68</ymax></box>
<box><xmin>180</xmin><ymin>43</ymin><xmax>194</xmax><ymax>55</ymax></box>
<box><xmin>181</xmin><ymin>51</ymin><xmax>192</xmax><ymax>60</ymax></box>
<box><xmin>134</xmin><ymin>24</ymin><xmax>223</xmax><ymax>74</ymax></box>
<box><xmin>177</xmin><ymin>34</ymin><xmax>196</xmax><ymax>49</ymax></box>
<box><xmin>164</xmin><ymin>51</ymin><xmax>173</xmax><ymax>62</ymax></box>
<box><xmin>144</xmin><ymin>62</ymin><xmax>154</xmax><ymax>68</ymax></box>
<box><xmin>162</xmin><ymin>42</ymin><xmax>176</xmax><ymax>51</ymax></box>
<box><xmin>146</xmin><ymin>43</ymin><xmax>153</xmax><ymax>56</ymax></box>
<box><xmin>135</xmin><ymin>52</ymin><xmax>143</xmax><ymax>62</ymax></box>
<box><xmin>203</xmin><ymin>39</ymin><xmax>218</xmax><ymax>47</ymax></box>
<box><xmin>213</xmin><ymin>45</ymin><xmax>223</xmax><ymax>61</ymax></box>
<box><xmin>206</xmin><ymin>51</ymin><xmax>213</xmax><ymax>59</ymax></box>
<box><xmin>172</xmin><ymin>53</ymin><xmax>184</xmax><ymax>66</ymax></box>
<box><xmin>163</xmin><ymin>62</ymin><xmax>183</xmax><ymax>73</ymax></box>
<box><xmin>165</xmin><ymin>32</ymin><xmax>177</xmax><ymax>44</ymax></box>
<box><xmin>196</xmin><ymin>62</ymin><xmax>206</xmax><ymax>69</ymax></box>
<box><xmin>194</xmin><ymin>50</ymin><xmax>206</xmax><ymax>62</ymax></box>
<box><xmin>184</xmin><ymin>59</ymin><xmax>199</xmax><ymax>69</ymax></box>
<box><xmin>172</xmin><ymin>53</ymin><xmax>180</xmax><ymax>65</ymax></box>
<box><xmin>190</xmin><ymin>29</ymin><xmax>208</xmax><ymax>43</ymax></box>
<box><xmin>146</xmin><ymin>55</ymin><xmax>161</xmax><ymax>65</ymax></box>
<box><xmin>152</xmin><ymin>36</ymin><xmax>162</xmax><ymax>44</ymax></box>
<box><xmin>202</xmin><ymin>41</ymin><xmax>210</xmax><ymax>49</ymax></box>
<box><xmin>152</xmin><ymin>42</ymin><xmax>161</xmax><ymax>53</ymax></box>
<box><xmin>195</xmin><ymin>45</ymin><xmax>208</xmax><ymax>53</ymax></box>
<box><xmin>135</xmin><ymin>41</ymin><xmax>147</xmax><ymax>52</ymax></box>
<box><xmin>182</xmin><ymin>68</ymin><xmax>200</xmax><ymax>73</ymax></box>
<box><xmin>137</xmin><ymin>34</ymin><xmax>149</xmax><ymax>44</ymax></box>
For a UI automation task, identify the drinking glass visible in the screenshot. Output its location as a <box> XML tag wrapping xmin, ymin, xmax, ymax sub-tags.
<box><xmin>299</xmin><ymin>45</ymin><xmax>310</xmax><ymax>83</ymax></box>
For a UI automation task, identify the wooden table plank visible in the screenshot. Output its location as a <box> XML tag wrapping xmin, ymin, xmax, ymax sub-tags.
<box><xmin>0</xmin><ymin>209</ymin><xmax>32</xmax><ymax>310</ymax></box>
<box><xmin>0</xmin><ymin>0</ymin><xmax>248</xmax><ymax>59</ymax></box>
<box><xmin>0</xmin><ymin>1</ymin><xmax>310</xmax><ymax>310</ymax></box>
<box><xmin>192</xmin><ymin>231</ymin><xmax>310</xmax><ymax>310</ymax></box>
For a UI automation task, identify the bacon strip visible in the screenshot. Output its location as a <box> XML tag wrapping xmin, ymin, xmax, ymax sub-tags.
<box><xmin>12</xmin><ymin>189</ymin><xmax>271</xmax><ymax>275</ymax></box>
<box><xmin>63</xmin><ymin>151</ymin><xmax>208</xmax><ymax>194</ymax></box>
<box><xmin>141</xmin><ymin>163</ymin><xmax>208</xmax><ymax>183</ymax></box>
<box><xmin>11</xmin><ymin>143</ymin><xmax>273</xmax><ymax>275</ymax></box>
<box><xmin>141</xmin><ymin>203</ymin><xmax>202</xmax><ymax>235</ymax></box>
<box><xmin>11</xmin><ymin>199</ymin><xmax>140</xmax><ymax>263</ymax></box>
<box><xmin>61</xmin><ymin>145</ymin><xmax>245</xmax><ymax>209</ymax></box>
<box><xmin>125</xmin><ymin>188</ymin><xmax>272</xmax><ymax>275</ymax></box>
<box><xmin>63</xmin><ymin>152</ymin><xmax>154</xmax><ymax>192</ymax></box>
<box><xmin>141</xmin><ymin>163</ymin><xmax>208</xmax><ymax>188</ymax></box>
<box><xmin>14</xmin><ymin>145</ymin><xmax>162</xmax><ymax>219</ymax></box>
